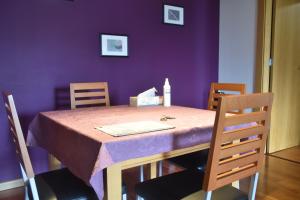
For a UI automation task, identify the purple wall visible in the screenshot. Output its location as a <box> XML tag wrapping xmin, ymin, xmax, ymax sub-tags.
<box><xmin>0</xmin><ymin>0</ymin><xmax>219</xmax><ymax>182</ymax></box>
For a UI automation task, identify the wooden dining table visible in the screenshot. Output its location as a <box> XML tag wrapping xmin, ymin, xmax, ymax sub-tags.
<box><xmin>27</xmin><ymin>105</ymin><xmax>217</xmax><ymax>200</ymax></box>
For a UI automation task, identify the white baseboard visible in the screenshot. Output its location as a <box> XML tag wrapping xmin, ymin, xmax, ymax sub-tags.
<box><xmin>0</xmin><ymin>179</ymin><xmax>24</xmax><ymax>191</ymax></box>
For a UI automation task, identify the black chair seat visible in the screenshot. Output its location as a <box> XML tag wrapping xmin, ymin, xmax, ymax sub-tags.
<box><xmin>136</xmin><ymin>169</ymin><xmax>204</xmax><ymax>200</ymax></box>
<box><xmin>168</xmin><ymin>149</ymin><xmax>209</xmax><ymax>170</ymax></box>
<box><xmin>135</xmin><ymin>169</ymin><xmax>248</xmax><ymax>200</ymax></box>
<box><xmin>28</xmin><ymin>168</ymin><xmax>127</xmax><ymax>200</ymax></box>
<box><xmin>29</xmin><ymin>168</ymin><xmax>98</xmax><ymax>200</ymax></box>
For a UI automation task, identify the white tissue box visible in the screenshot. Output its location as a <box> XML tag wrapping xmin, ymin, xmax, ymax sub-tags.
<box><xmin>130</xmin><ymin>96</ymin><xmax>163</xmax><ymax>107</ymax></box>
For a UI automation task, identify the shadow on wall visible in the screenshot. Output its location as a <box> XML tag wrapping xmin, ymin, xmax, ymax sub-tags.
<box><xmin>55</xmin><ymin>87</ymin><xmax>71</xmax><ymax>110</ymax></box>
<box><xmin>19</xmin><ymin>114</ymin><xmax>35</xmax><ymax>138</ymax></box>
<box><xmin>16</xmin><ymin>86</ymin><xmax>71</xmax><ymax>175</ymax></box>
<box><xmin>18</xmin><ymin>114</ymin><xmax>49</xmax><ymax>174</ymax></box>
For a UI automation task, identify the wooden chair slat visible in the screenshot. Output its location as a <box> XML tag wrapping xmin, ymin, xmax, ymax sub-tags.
<box><xmin>217</xmin><ymin>152</ymin><xmax>259</xmax><ymax>174</ymax></box>
<box><xmin>5</xmin><ymin>102</ymin><xmax>12</xmax><ymax>113</ymax></box>
<box><xmin>70</xmin><ymin>82</ymin><xmax>110</xmax><ymax>109</ymax></box>
<box><xmin>212</xmin><ymin>101</ymin><xmax>219</xmax><ymax>107</ymax></box>
<box><xmin>15</xmin><ymin>143</ymin><xmax>23</xmax><ymax>157</ymax></box>
<box><xmin>222</xmin><ymin>137</ymin><xmax>261</xmax><ymax>150</ymax></box>
<box><xmin>74</xmin><ymin>91</ymin><xmax>106</xmax><ymax>98</ymax></box>
<box><xmin>217</xmin><ymin>163</ymin><xmax>256</xmax><ymax>179</ymax></box>
<box><xmin>6</xmin><ymin>108</ymin><xmax>14</xmax><ymax>121</ymax></box>
<box><xmin>71</xmin><ymin>82</ymin><xmax>108</xmax><ymax>90</ymax></box>
<box><xmin>7</xmin><ymin>115</ymin><xmax>15</xmax><ymax>128</ymax></box>
<box><xmin>212</xmin><ymin>93</ymin><xmax>231</xmax><ymax>98</ymax></box>
<box><xmin>219</xmin><ymin>150</ymin><xmax>257</xmax><ymax>164</ymax></box>
<box><xmin>212</xmin><ymin>83</ymin><xmax>246</xmax><ymax>92</ymax></box>
<box><xmin>75</xmin><ymin>99</ymin><xmax>107</xmax><ymax>106</ymax></box>
<box><xmin>220</xmin><ymin>138</ymin><xmax>262</xmax><ymax>159</ymax></box>
<box><xmin>10</xmin><ymin>126</ymin><xmax>17</xmax><ymax>134</ymax></box>
<box><xmin>215</xmin><ymin>165</ymin><xmax>257</xmax><ymax>189</ymax></box>
<box><xmin>5</xmin><ymin>105</ymin><xmax>16</xmax><ymax>127</ymax></box>
<box><xmin>224</xmin><ymin>111</ymin><xmax>267</xmax><ymax>127</ymax></box>
<box><xmin>15</xmin><ymin>149</ymin><xmax>20</xmax><ymax>156</ymax></box>
<box><xmin>14</xmin><ymin>147</ymin><xmax>25</xmax><ymax>171</ymax></box>
<box><xmin>222</xmin><ymin>125</ymin><xmax>264</xmax><ymax>143</ymax></box>
<box><xmin>224</xmin><ymin>94</ymin><xmax>273</xmax><ymax>111</ymax></box>
<box><xmin>10</xmin><ymin>127</ymin><xmax>18</xmax><ymax>141</ymax></box>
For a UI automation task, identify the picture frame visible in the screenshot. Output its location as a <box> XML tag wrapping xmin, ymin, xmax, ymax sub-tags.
<box><xmin>163</xmin><ymin>4</ymin><xmax>184</xmax><ymax>26</ymax></box>
<box><xmin>100</xmin><ymin>34</ymin><xmax>128</xmax><ymax>57</ymax></box>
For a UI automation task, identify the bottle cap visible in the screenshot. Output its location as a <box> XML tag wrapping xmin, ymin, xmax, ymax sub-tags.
<box><xmin>165</xmin><ymin>78</ymin><xmax>170</xmax><ymax>86</ymax></box>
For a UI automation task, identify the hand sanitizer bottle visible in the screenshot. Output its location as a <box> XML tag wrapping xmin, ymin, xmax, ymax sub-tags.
<box><xmin>163</xmin><ymin>78</ymin><xmax>171</xmax><ymax>107</ymax></box>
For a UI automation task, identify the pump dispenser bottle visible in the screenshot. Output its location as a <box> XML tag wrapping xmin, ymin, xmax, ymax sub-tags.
<box><xmin>163</xmin><ymin>78</ymin><xmax>171</xmax><ymax>107</ymax></box>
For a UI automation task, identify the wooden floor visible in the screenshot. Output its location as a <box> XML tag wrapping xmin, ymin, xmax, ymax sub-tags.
<box><xmin>0</xmin><ymin>187</ymin><xmax>24</xmax><ymax>200</ymax></box>
<box><xmin>241</xmin><ymin>155</ymin><xmax>300</xmax><ymax>200</ymax></box>
<box><xmin>270</xmin><ymin>146</ymin><xmax>300</xmax><ymax>164</ymax></box>
<box><xmin>0</xmin><ymin>155</ymin><xmax>299</xmax><ymax>200</ymax></box>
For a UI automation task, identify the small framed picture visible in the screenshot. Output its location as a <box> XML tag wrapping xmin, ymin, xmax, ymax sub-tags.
<box><xmin>163</xmin><ymin>4</ymin><xmax>184</xmax><ymax>26</ymax></box>
<box><xmin>100</xmin><ymin>34</ymin><xmax>128</xmax><ymax>57</ymax></box>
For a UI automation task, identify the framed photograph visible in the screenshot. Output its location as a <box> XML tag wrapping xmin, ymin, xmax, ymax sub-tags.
<box><xmin>163</xmin><ymin>4</ymin><xmax>184</xmax><ymax>26</ymax></box>
<box><xmin>100</xmin><ymin>34</ymin><xmax>128</xmax><ymax>57</ymax></box>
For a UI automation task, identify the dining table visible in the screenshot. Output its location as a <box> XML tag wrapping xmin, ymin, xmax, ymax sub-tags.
<box><xmin>27</xmin><ymin>105</ymin><xmax>218</xmax><ymax>200</ymax></box>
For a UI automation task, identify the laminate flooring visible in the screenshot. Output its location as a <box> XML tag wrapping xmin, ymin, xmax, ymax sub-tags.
<box><xmin>270</xmin><ymin>146</ymin><xmax>300</xmax><ymax>164</ymax></box>
<box><xmin>0</xmin><ymin>155</ymin><xmax>299</xmax><ymax>200</ymax></box>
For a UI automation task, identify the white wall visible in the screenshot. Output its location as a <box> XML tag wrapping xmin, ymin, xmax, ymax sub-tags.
<box><xmin>219</xmin><ymin>0</ymin><xmax>257</xmax><ymax>93</ymax></box>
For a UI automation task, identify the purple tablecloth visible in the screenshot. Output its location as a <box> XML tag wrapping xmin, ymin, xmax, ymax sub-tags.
<box><xmin>27</xmin><ymin>105</ymin><xmax>216</xmax><ymax>199</ymax></box>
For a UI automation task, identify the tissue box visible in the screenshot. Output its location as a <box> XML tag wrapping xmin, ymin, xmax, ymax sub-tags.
<box><xmin>130</xmin><ymin>96</ymin><xmax>163</xmax><ymax>107</ymax></box>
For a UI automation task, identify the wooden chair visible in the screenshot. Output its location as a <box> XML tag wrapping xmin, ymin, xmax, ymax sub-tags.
<box><xmin>70</xmin><ymin>82</ymin><xmax>110</xmax><ymax>109</ymax></box>
<box><xmin>69</xmin><ymin>82</ymin><xmax>128</xmax><ymax>199</ymax></box>
<box><xmin>2</xmin><ymin>92</ymin><xmax>102</xmax><ymax>199</ymax></box>
<box><xmin>169</xmin><ymin>83</ymin><xmax>246</xmax><ymax>171</ymax></box>
<box><xmin>208</xmin><ymin>83</ymin><xmax>246</xmax><ymax>113</ymax></box>
<box><xmin>135</xmin><ymin>93</ymin><xmax>273</xmax><ymax>200</ymax></box>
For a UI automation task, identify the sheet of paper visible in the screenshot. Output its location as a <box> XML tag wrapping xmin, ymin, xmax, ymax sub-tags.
<box><xmin>95</xmin><ymin>121</ymin><xmax>175</xmax><ymax>137</ymax></box>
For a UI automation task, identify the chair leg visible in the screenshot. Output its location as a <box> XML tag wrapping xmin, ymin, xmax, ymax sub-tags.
<box><xmin>139</xmin><ymin>165</ymin><xmax>144</xmax><ymax>182</ymax></box>
<box><xmin>158</xmin><ymin>161</ymin><xmax>163</xmax><ymax>177</ymax></box>
<box><xmin>204</xmin><ymin>191</ymin><xmax>212</xmax><ymax>200</ymax></box>
<box><xmin>136</xmin><ymin>166</ymin><xmax>144</xmax><ymax>200</ymax></box>
<box><xmin>29</xmin><ymin>178</ymin><xmax>39</xmax><ymax>200</ymax></box>
<box><xmin>136</xmin><ymin>196</ymin><xmax>143</xmax><ymax>200</ymax></box>
<box><xmin>136</xmin><ymin>162</ymin><xmax>162</xmax><ymax>200</ymax></box>
<box><xmin>20</xmin><ymin>164</ymin><xmax>28</xmax><ymax>182</ymax></box>
<box><xmin>248</xmin><ymin>172</ymin><xmax>259</xmax><ymax>200</ymax></box>
<box><xmin>24</xmin><ymin>185</ymin><xmax>30</xmax><ymax>200</ymax></box>
<box><xmin>232</xmin><ymin>180</ymin><xmax>240</xmax><ymax>189</ymax></box>
<box><xmin>20</xmin><ymin>164</ymin><xmax>33</xmax><ymax>200</ymax></box>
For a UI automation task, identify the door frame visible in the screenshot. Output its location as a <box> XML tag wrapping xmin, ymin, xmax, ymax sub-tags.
<box><xmin>255</xmin><ymin>0</ymin><xmax>273</xmax><ymax>153</ymax></box>
<box><xmin>255</xmin><ymin>0</ymin><xmax>273</xmax><ymax>94</ymax></box>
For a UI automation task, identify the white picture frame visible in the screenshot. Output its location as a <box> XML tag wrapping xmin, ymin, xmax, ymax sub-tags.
<box><xmin>100</xmin><ymin>34</ymin><xmax>128</xmax><ymax>57</ymax></box>
<box><xmin>163</xmin><ymin>4</ymin><xmax>184</xmax><ymax>26</ymax></box>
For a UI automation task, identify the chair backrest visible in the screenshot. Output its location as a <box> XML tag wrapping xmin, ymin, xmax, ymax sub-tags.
<box><xmin>203</xmin><ymin>93</ymin><xmax>273</xmax><ymax>192</ymax></box>
<box><xmin>208</xmin><ymin>83</ymin><xmax>246</xmax><ymax>113</ymax></box>
<box><xmin>2</xmin><ymin>92</ymin><xmax>35</xmax><ymax>179</ymax></box>
<box><xmin>70</xmin><ymin>82</ymin><xmax>110</xmax><ymax>109</ymax></box>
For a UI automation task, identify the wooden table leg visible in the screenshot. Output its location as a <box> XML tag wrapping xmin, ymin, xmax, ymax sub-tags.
<box><xmin>150</xmin><ymin>162</ymin><xmax>157</xmax><ymax>179</ymax></box>
<box><xmin>107</xmin><ymin>164</ymin><xmax>122</xmax><ymax>200</ymax></box>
